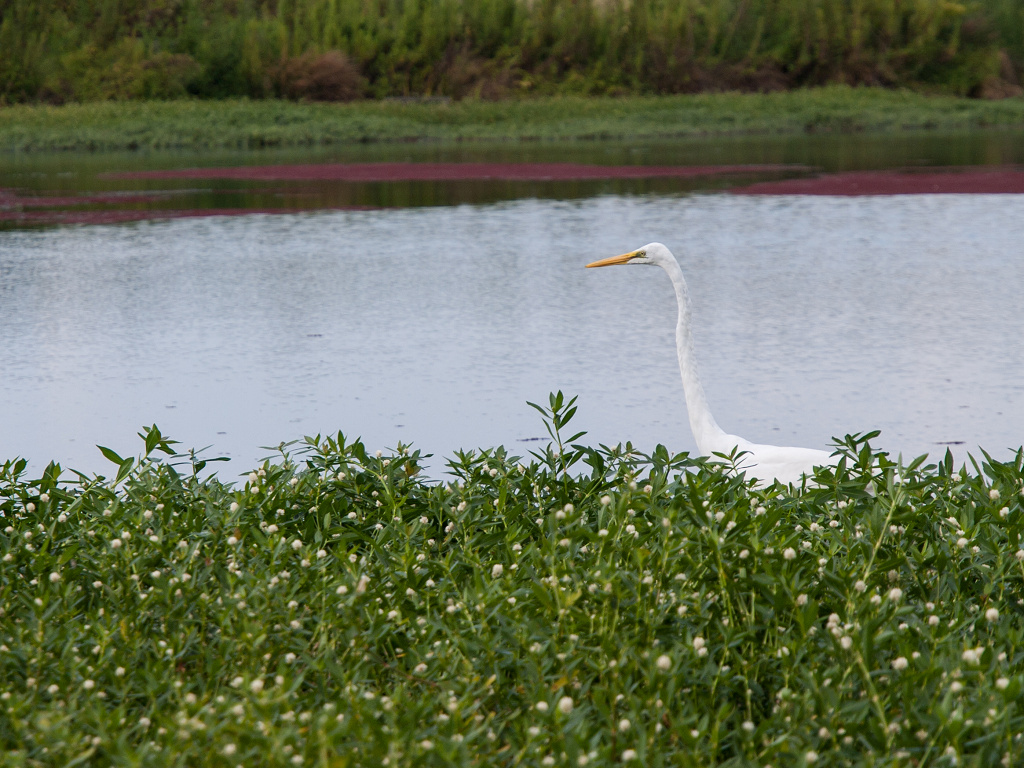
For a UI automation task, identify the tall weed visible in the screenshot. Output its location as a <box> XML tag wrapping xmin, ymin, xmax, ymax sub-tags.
<box><xmin>0</xmin><ymin>0</ymin><xmax>1020</xmax><ymax>102</ymax></box>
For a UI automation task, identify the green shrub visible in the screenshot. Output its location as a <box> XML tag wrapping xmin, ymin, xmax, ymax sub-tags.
<box><xmin>2</xmin><ymin>399</ymin><xmax>1024</xmax><ymax>765</ymax></box>
<box><xmin>1</xmin><ymin>0</ymin><xmax>1021</xmax><ymax>103</ymax></box>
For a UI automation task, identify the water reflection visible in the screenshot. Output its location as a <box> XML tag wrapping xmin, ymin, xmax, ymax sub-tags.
<box><xmin>4</xmin><ymin>130</ymin><xmax>1024</xmax><ymax>227</ymax></box>
<box><xmin>1</xmin><ymin>192</ymin><xmax>1021</xmax><ymax>477</ymax></box>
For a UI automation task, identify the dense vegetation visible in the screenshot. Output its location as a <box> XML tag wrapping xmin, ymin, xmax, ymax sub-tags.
<box><xmin>1</xmin><ymin>0</ymin><xmax>1023</xmax><ymax>105</ymax></box>
<box><xmin>3</xmin><ymin>396</ymin><xmax>1024</xmax><ymax>766</ymax></box>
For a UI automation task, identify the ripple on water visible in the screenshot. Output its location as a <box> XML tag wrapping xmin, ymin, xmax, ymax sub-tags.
<box><xmin>0</xmin><ymin>192</ymin><xmax>1021</xmax><ymax>475</ymax></box>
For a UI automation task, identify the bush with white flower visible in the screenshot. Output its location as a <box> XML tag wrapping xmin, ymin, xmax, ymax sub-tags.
<box><xmin>0</xmin><ymin>405</ymin><xmax>1022</xmax><ymax>766</ymax></box>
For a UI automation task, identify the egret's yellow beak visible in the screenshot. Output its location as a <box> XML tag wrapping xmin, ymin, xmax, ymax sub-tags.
<box><xmin>586</xmin><ymin>250</ymin><xmax>638</xmax><ymax>268</ymax></box>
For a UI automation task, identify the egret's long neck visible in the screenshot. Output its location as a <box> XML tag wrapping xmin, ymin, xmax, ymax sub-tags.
<box><xmin>662</xmin><ymin>259</ymin><xmax>725</xmax><ymax>454</ymax></box>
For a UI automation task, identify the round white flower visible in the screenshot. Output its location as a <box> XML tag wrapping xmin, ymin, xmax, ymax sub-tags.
<box><xmin>656</xmin><ymin>654</ymin><xmax>671</xmax><ymax>671</ymax></box>
<box><xmin>291</xmin><ymin>539</ymin><xmax>302</xmax><ymax>551</ymax></box>
<box><xmin>618</xmin><ymin>718</ymin><xmax>631</xmax><ymax>731</ymax></box>
<box><xmin>557</xmin><ymin>696</ymin><xmax>574</xmax><ymax>714</ymax></box>
<box><xmin>48</xmin><ymin>572</ymin><xmax>60</xmax><ymax>583</ymax></box>
<box><xmin>491</xmin><ymin>564</ymin><xmax>503</xmax><ymax>578</ymax></box>
<box><xmin>535</xmin><ymin>701</ymin><xmax>549</xmax><ymax>713</ymax></box>
<box><xmin>986</xmin><ymin>607</ymin><xmax>999</xmax><ymax>622</ymax></box>
<box><xmin>783</xmin><ymin>548</ymin><xmax>796</xmax><ymax>560</ymax></box>
<box><xmin>892</xmin><ymin>656</ymin><xmax>908</xmax><ymax>670</ymax></box>
<box><xmin>250</xmin><ymin>679</ymin><xmax>264</xmax><ymax>693</ymax></box>
<box><xmin>997</xmin><ymin>677</ymin><xmax>1010</xmax><ymax>690</ymax></box>
<box><xmin>622</xmin><ymin>749</ymin><xmax>637</xmax><ymax>761</ymax></box>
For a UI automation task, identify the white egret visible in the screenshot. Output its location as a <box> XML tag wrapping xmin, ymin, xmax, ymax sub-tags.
<box><xmin>587</xmin><ymin>242</ymin><xmax>835</xmax><ymax>486</ymax></box>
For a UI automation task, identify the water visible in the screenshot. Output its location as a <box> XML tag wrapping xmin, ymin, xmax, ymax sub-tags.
<box><xmin>6</xmin><ymin>129</ymin><xmax>1024</xmax><ymax>221</ymax></box>
<box><xmin>2</xmin><ymin>186</ymin><xmax>1022</xmax><ymax>478</ymax></box>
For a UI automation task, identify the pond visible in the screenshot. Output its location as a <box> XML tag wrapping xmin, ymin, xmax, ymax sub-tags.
<box><xmin>1</xmin><ymin>131</ymin><xmax>1023</xmax><ymax>478</ymax></box>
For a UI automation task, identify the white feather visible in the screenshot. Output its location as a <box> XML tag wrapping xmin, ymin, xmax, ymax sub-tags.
<box><xmin>589</xmin><ymin>242</ymin><xmax>836</xmax><ymax>486</ymax></box>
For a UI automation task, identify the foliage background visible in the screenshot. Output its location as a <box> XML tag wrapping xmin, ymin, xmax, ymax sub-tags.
<box><xmin>1</xmin><ymin>0</ymin><xmax>1023</xmax><ymax>104</ymax></box>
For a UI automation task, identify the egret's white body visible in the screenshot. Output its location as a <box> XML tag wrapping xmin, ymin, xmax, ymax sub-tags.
<box><xmin>587</xmin><ymin>242</ymin><xmax>835</xmax><ymax>486</ymax></box>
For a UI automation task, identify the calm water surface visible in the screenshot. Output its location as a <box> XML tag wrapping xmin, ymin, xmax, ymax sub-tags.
<box><xmin>2</xmin><ymin>187</ymin><xmax>1022</xmax><ymax>476</ymax></box>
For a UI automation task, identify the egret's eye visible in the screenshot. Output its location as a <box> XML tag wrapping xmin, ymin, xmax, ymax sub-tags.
<box><xmin>634</xmin><ymin>250</ymin><xmax>646</xmax><ymax>259</ymax></box>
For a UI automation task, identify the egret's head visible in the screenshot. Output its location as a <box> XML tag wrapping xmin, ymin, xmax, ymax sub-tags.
<box><xmin>586</xmin><ymin>242</ymin><xmax>672</xmax><ymax>269</ymax></box>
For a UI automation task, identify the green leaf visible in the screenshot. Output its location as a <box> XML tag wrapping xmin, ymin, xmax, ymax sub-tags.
<box><xmin>116</xmin><ymin>456</ymin><xmax>135</xmax><ymax>484</ymax></box>
<box><xmin>97</xmin><ymin>445</ymin><xmax>125</xmax><ymax>465</ymax></box>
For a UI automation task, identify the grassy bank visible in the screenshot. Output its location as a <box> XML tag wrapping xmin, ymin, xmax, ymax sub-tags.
<box><xmin>4</xmin><ymin>87</ymin><xmax>1024</xmax><ymax>152</ymax></box>
<box><xmin>2</xmin><ymin>397</ymin><xmax>1024</xmax><ymax>766</ymax></box>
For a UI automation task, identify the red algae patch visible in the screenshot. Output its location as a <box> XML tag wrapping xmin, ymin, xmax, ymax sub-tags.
<box><xmin>111</xmin><ymin>162</ymin><xmax>795</xmax><ymax>182</ymax></box>
<box><xmin>732</xmin><ymin>168</ymin><xmax>1024</xmax><ymax>196</ymax></box>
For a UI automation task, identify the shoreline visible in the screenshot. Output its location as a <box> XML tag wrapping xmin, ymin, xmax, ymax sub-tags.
<box><xmin>3</xmin><ymin>88</ymin><xmax>1024</xmax><ymax>153</ymax></box>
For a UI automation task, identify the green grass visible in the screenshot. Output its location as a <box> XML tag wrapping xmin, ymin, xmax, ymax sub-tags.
<box><xmin>3</xmin><ymin>394</ymin><xmax>1024</xmax><ymax>766</ymax></box>
<box><xmin>3</xmin><ymin>88</ymin><xmax>1024</xmax><ymax>152</ymax></box>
